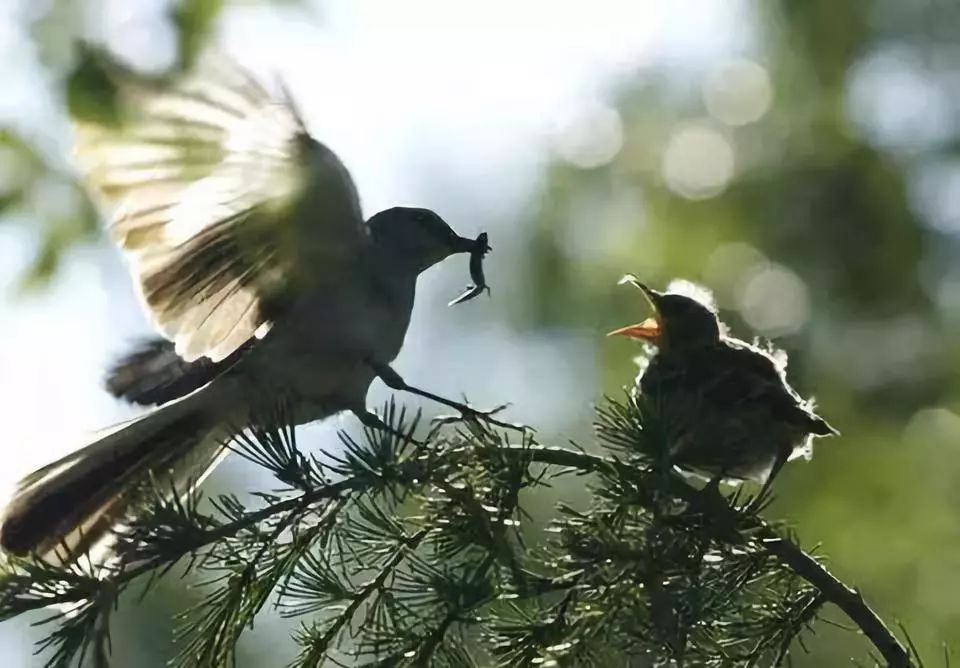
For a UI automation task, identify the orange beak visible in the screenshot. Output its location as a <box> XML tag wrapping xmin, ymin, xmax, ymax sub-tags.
<box><xmin>607</xmin><ymin>274</ymin><xmax>663</xmax><ymax>344</ymax></box>
<box><xmin>607</xmin><ymin>317</ymin><xmax>661</xmax><ymax>342</ymax></box>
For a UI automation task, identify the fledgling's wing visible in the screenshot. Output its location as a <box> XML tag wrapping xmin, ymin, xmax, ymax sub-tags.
<box><xmin>709</xmin><ymin>343</ymin><xmax>837</xmax><ymax>435</ymax></box>
<box><xmin>75</xmin><ymin>54</ymin><xmax>367</xmax><ymax>362</ymax></box>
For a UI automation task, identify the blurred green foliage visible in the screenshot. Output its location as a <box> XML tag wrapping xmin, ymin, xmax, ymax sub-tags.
<box><xmin>173</xmin><ymin>0</ymin><xmax>227</xmax><ymax>68</ymax></box>
<box><xmin>66</xmin><ymin>47</ymin><xmax>120</xmax><ymax>126</ymax></box>
<box><xmin>0</xmin><ymin>126</ymin><xmax>97</xmax><ymax>289</ymax></box>
<box><xmin>3</xmin><ymin>0</ymin><xmax>960</xmax><ymax>664</ymax></box>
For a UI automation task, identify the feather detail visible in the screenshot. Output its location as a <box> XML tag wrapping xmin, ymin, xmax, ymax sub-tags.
<box><xmin>74</xmin><ymin>53</ymin><xmax>366</xmax><ymax>362</ymax></box>
<box><xmin>105</xmin><ymin>337</ymin><xmax>250</xmax><ymax>406</ymax></box>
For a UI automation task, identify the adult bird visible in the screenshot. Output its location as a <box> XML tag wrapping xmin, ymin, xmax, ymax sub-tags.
<box><xmin>0</xmin><ymin>55</ymin><xmax>495</xmax><ymax>566</ymax></box>
<box><xmin>609</xmin><ymin>276</ymin><xmax>837</xmax><ymax>488</ymax></box>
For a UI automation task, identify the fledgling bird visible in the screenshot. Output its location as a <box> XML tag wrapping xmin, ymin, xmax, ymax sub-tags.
<box><xmin>609</xmin><ymin>276</ymin><xmax>837</xmax><ymax>488</ymax></box>
<box><xmin>0</xmin><ymin>55</ymin><xmax>496</xmax><ymax>566</ymax></box>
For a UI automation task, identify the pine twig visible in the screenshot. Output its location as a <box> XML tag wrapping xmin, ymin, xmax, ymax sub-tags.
<box><xmin>754</xmin><ymin>526</ymin><xmax>909</xmax><ymax>668</ymax></box>
<box><xmin>2</xmin><ymin>396</ymin><xmax>918</xmax><ymax>666</ymax></box>
<box><xmin>306</xmin><ymin>527</ymin><xmax>430</xmax><ymax>658</ymax></box>
<box><xmin>507</xmin><ymin>445</ymin><xmax>913</xmax><ymax>668</ymax></box>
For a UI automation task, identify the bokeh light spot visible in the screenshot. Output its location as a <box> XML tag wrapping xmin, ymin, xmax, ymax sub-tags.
<box><xmin>908</xmin><ymin>159</ymin><xmax>960</xmax><ymax>234</ymax></box>
<box><xmin>661</xmin><ymin>123</ymin><xmax>734</xmax><ymax>200</ymax></box>
<box><xmin>736</xmin><ymin>262</ymin><xmax>810</xmax><ymax>336</ymax></box>
<box><xmin>552</xmin><ymin>102</ymin><xmax>624</xmax><ymax>169</ymax></box>
<box><xmin>846</xmin><ymin>46</ymin><xmax>953</xmax><ymax>154</ymax></box>
<box><xmin>702</xmin><ymin>58</ymin><xmax>773</xmax><ymax>126</ymax></box>
<box><xmin>902</xmin><ymin>407</ymin><xmax>960</xmax><ymax>446</ymax></box>
<box><xmin>703</xmin><ymin>242</ymin><xmax>768</xmax><ymax>306</ymax></box>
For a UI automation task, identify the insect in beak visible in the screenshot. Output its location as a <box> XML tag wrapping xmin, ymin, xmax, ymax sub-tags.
<box><xmin>449</xmin><ymin>232</ymin><xmax>492</xmax><ymax>306</ymax></box>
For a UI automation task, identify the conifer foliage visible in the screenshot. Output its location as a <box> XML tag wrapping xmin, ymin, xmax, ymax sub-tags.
<box><xmin>0</xmin><ymin>394</ymin><xmax>913</xmax><ymax>667</ymax></box>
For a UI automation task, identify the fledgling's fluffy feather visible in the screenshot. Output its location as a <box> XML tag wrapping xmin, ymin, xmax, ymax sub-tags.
<box><xmin>615</xmin><ymin>277</ymin><xmax>836</xmax><ymax>485</ymax></box>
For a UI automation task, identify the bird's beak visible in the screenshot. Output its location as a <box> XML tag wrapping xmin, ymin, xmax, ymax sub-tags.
<box><xmin>608</xmin><ymin>274</ymin><xmax>662</xmax><ymax>343</ymax></box>
<box><xmin>608</xmin><ymin>318</ymin><xmax>661</xmax><ymax>342</ymax></box>
<box><xmin>451</xmin><ymin>234</ymin><xmax>483</xmax><ymax>255</ymax></box>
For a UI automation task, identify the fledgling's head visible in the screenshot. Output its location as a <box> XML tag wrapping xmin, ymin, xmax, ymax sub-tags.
<box><xmin>368</xmin><ymin>207</ymin><xmax>476</xmax><ymax>273</ymax></box>
<box><xmin>609</xmin><ymin>275</ymin><xmax>722</xmax><ymax>351</ymax></box>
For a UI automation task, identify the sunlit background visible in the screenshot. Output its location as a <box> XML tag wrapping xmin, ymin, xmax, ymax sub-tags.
<box><xmin>2</xmin><ymin>0</ymin><xmax>960</xmax><ymax>664</ymax></box>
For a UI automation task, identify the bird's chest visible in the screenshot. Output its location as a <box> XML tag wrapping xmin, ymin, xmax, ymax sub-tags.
<box><xmin>639</xmin><ymin>352</ymin><xmax>710</xmax><ymax>399</ymax></box>
<box><xmin>638</xmin><ymin>349</ymin><xmax>803</xmax><ymax>479</ymax></box>
<box><xmin>239</xmin><ymin>271</ymin><xmax>415</xmax><ymax>401</ymax></box>
<box><xmin>640</xmin><ymin>351</ymin><xmax>758</xmax><ymax>443</ymax></box>
<box><xmin>288</xmin><ymin>276</ymin><xmax>414</xmax><ymax>360</ymax></box>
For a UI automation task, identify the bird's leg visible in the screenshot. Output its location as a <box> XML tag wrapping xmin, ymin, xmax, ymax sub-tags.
<box><xmin>690</xmin><ymin>472</ymin><xmax>726</xmax><ymax>513</ymax></box>
<box><xmin>352</xmin><ymin>408</ymin><xmax>423</xmax><ymax>446</ymax></box>
<box><xmin>367</xmin><ymin>360</ymin><xmax>525</xmax><ymax>432</ymax></box>
<box><xmin>703</xmin><ymin>473</ymin><xmax>724</xmax><ymax>498</ymax></box>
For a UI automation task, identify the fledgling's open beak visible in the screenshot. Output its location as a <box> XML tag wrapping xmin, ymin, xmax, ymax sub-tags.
<box><xmin>608</xmin><ymin>274</ymin><xmax>663</xmax><ymax>343</ymax></box>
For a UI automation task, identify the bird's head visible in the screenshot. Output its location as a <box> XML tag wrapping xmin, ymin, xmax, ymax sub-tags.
<box><xmin>608</xmin><ymin>275</ymin><xmax>722</xmax><ymax>351</ymax></box>
<box><xmin>368</xmin><ymin>207</ymin><xmax>478</xmax><ymax>274</ymax></box>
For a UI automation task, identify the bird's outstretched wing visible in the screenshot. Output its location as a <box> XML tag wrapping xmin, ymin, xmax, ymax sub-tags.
<box><xmin>75</xmin><ymin>54</ymin><xmax>366</xmax><ymax>362</ymax></box>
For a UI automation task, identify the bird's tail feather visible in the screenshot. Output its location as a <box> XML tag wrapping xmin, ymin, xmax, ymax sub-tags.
<box><xmin>0</xmin><ymin>387</ymin><xmax>233</xmax><ymax>567</ymax></box>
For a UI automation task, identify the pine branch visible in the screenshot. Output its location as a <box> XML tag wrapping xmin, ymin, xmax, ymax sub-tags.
<box><xmin>748</xmin><ymin>517</ymin><xmax>909</xmax><ymax>667</ymax></box>
<box><xmin>502</xmin><ymin>444</ymin><xmax>912</xmax><ymax>667</ymax></box>
<box><xmin>0</xmin><ymin>396</ymin><xmax>923</xmax><ymax>666</ymax></box>
<box><xmin>290</xmin><ymin>526</ymin><xmax>430</xmax><ymax>665</ymax></box>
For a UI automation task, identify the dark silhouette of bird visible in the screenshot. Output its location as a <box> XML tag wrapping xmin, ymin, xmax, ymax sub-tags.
<box><xmin>0</xmin><ymin>54</ymin><xmax>496</xmax><ymax>566</ymax></box>
<box><xmin>609</xmin><ymin>275</ymin><xmax>837</xmax><ymax>488</ymax></box>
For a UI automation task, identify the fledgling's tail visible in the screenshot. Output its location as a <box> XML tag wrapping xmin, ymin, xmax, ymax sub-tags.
<box><xmin>0</xmin><ymin>386</ymin><xmax>234</xmax><ymax>567</ymax></box>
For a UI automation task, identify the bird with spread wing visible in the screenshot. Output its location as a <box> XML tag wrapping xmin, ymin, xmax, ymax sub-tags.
<box><xmin>0</xmin><ymin>55</ymin><xmax>500</xmax><ymax>566</ymax></box>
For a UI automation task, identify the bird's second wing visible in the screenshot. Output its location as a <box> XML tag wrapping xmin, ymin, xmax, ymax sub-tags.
<box><xmin>105</xmin><ymin>336</ymin><xmax>252</xmax><ymax>406</ymax></box>
<box><xmin>75</xmin><ymin>54</ymin><xmax>366</xmax><ymax>362</ymax></box>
